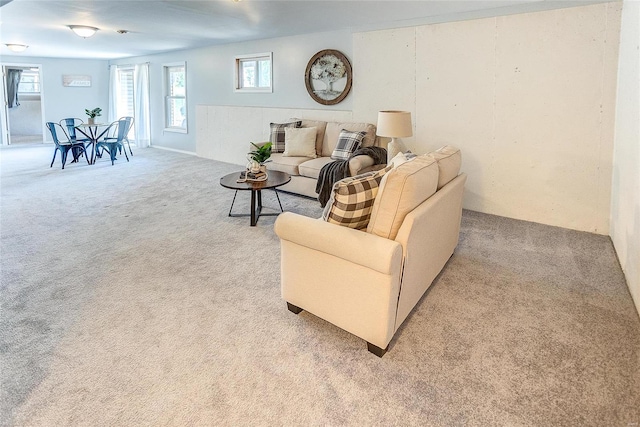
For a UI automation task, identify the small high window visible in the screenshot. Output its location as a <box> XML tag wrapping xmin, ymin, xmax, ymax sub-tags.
<box><xmin>235</xmin><ymin>53</ymin><xmax>272</xmax><ymax>93</ymax></box>
<box><xmin>164</xmin><ymin>62</ymin><xmax>187</xmax><ymax>132</ymax></box>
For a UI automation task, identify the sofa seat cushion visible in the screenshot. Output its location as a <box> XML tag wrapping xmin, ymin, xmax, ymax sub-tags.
<box><xmin>425</xmin><ymin>145</ymin><xmax>461</xmax><ymax>189</ymax></box>
<box><xmin>298</xmin><ymin>157</ymin><xmax>335</xmax><ymax>179</ymax></box>
<box><xmin>267</xmin><ymin>153</ymin><xmax>313</xmax><ymax>176</ymax></box>
<box><xmin>322</xmin><ymin>122</ymin><xmax>376</xmax><ymax>157</ymax></box>
<box><xmin>366</xmin><ymin>156</ymin><xmax>439</xmax><ymax>240</ymax></box>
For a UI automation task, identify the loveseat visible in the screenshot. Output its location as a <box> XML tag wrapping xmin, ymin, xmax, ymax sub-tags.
<box><xmin>265</xmin><ymin>119</ymin><xmax>385</xmax><ymax>198</ymax></box>
<box><xmin>274</xmin><ymin>146</ymin><xmax>466</xmax><ymax>356</ymax></box>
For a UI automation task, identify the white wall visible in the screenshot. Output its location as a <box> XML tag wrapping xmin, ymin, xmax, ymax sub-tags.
<box><xmin>1</xmin><ymin>55</ymin><xmax>109</xmax><ymax>142</ymax></box>
<box><xmin>196</xmin><ymin>106</ymin><xmax>354</xmax><ymax>164</ymax></box>
<box><xmin>610</xmin><ymin>0</ymin><xmax>640</xmax><ymax>317</ymax></box>
<box><xmin>353</xmin><ymin>2</ymin><xmax>622</xmax><ymax>234</ymax></box>
<box><xmin>196</xmin><ymin>3</ymin><xmax>621</xmax><ymax>235</ymax></box>
<box><xmin>109</xmin><ymin>30</ymin><xmax>352</xmax><ymax>153</ymax></box>
<box><xmin>28</xmin><ymin>2</ymin><xmax>619</xmax><ymax>238</ymax></box>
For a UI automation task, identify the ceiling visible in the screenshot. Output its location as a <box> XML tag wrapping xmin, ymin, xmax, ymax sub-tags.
<box><xmin>0</xmin><ymin>0</ymin><xmax>607</xmax><ymax>60</ymax></box>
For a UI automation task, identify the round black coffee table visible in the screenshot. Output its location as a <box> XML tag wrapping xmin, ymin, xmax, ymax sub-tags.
<box><xmin>219</xmin><ymin>170</ymin><xmax>291</xmax><ymax>226</ymax></box>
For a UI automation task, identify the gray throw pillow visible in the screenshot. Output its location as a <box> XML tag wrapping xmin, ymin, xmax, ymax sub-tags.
<box><xmin>331</xmin><ymin>129</ymin><xmax>366</xmax><ymax>160</ymax></box>
<box><xmin>270</xmin><ymin>121</ymin><xmax>302</xmax><ymax>153</ymax></box>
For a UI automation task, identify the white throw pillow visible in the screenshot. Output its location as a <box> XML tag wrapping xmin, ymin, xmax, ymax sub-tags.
<box><xmin>283</xmin><ymin>127</ymin><xmax>317</xmax><ymax>158</ymax></box>
<box><xmin>389</xmin><ymin>151</ymin><xmax>409</xmax><ymax>168</ymax></box>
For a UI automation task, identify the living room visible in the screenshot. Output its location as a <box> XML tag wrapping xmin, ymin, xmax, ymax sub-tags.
<box><xmin>1</xmin><ymin>0</ymin><xmax>638</xmax><ymax>425</ymax></box>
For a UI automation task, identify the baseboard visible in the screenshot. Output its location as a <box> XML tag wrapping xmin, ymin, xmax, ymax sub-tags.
<box><xmin>151</xmin><ymin>145</ymin><xmax>197</xmax><ymax>156</ymax></box>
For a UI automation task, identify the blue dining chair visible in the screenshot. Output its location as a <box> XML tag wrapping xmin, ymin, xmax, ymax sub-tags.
<box><xmin>102</xmin><ymin>116</ymin><xmax>134</xmax><ymax>157</ymax></box>
<box><xmin>46</xmin><ymin>122</ymin><xmax>89</xmax><ymax>169</ymax></box>
<box><xmin>60</xmin><ymin>118</ymin><xmax>91</xmax><ymax>162</ymax></box>
<box><xmin>96</xmin><ymin>119</ymin><xmax>130</xmax><ymax>165</ymax></box>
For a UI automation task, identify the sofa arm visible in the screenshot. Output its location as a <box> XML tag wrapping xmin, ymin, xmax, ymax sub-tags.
<box><xmin>274</xmin><ymin>212</ymin><xmax>402</xmax><ymax>275</ymax></box>
<box><xmin>348</xmin><ymin>155</ymin><xmax>375</xmax><ymax>176</ymax></box>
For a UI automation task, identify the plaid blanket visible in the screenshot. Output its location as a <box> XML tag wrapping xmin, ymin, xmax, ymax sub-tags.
<box><xmin>316</xmin><ymin>146</ymin><xmax>387</xmax><ymax>207</ymax></box>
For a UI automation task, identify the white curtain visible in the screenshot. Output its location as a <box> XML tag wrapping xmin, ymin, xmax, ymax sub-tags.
<box><xmin>108</xmin><ymin>65</ymin><xmax>118</xmax><ymax>122</ymax></box>
<box><xmin>134</xmin><ymin>63</ymin><xmax>151</xmax><ymax>148</ymax></box>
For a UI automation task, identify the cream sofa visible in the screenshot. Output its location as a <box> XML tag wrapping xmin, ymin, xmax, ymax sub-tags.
<box><xmin>266</xmin><ymin>119</ymin><xmax>383</xmax><ymax>198</ymax></box>
<box><xmin>274</xmin><ymin>146</ymin><xmax>466</xmax><ymax>356</ymax></box>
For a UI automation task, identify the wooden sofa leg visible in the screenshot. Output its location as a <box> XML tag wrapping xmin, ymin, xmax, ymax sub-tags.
<box><xmin>367</xmin><ymin>342</ymin><xmax>388</xmax><ymax>357</ymax></box>
<box><xmin>287</xmin><ymin>302</ymin><xmax>303</xmax><ymax>314</ymax></box>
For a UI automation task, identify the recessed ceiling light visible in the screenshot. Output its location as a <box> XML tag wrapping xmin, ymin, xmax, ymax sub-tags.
<box><xmin>5</xmin><ymin>44</ymin><xmax>28</xmax><ymax>52</ymax></box>
<box><xmin>68</xmin><ymin>25</ymin><xmax>99</xmax><ymax>38</ymax></box>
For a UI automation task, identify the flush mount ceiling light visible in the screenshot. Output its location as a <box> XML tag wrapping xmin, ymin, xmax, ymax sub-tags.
<box><xmin>68</xmin><ymin>25</ymin><xmax>99</xmax><ymax>38</ymax></box>
<box><xmin>6</xmin><ymin>44</ymin><xmax>28</xmax><ymax>52</ymax></box>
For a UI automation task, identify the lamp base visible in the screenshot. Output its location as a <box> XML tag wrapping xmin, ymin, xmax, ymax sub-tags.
<box><xmin>386</xmin><ymin>138</ymin><xmax>407</xmax><ymax>163</ymax></box>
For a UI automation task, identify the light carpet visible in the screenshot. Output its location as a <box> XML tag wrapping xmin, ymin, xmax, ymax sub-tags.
<box><xmin>1</xmin><ymin>144</ymin><xmax>639</xmax><ymax>426</ymax></box>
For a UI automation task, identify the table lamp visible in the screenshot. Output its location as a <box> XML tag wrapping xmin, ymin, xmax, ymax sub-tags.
<box><xmin>377</xmin><ymin>110</ymin><xmax>412</xmax><ymax>163</ymax></box>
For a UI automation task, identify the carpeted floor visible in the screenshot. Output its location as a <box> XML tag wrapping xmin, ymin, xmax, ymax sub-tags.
<box><xmin>1</xmin><ymin>144</ymin><xmax>639</xmax><ymax>426</ymax></box>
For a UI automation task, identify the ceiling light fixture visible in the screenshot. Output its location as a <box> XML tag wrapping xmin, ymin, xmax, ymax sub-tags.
<box><xmin>68</xmin><ymin>25</ymin><xmax>99</xmax><ymax>38</ymax></box>
<box><xmin>5</xmin><ymin>44</ymin><xmax>28</xmax><ymax>52</ymax></box>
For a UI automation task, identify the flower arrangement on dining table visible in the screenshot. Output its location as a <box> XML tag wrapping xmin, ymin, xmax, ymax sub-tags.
<box><xmin>85</xmin><ymin>107</ymin><xmax>102</xmax><ymax>125</ymax></box>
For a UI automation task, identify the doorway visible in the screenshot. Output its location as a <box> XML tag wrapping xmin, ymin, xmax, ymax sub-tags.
<box><xmin>1</xmin><ymin>64</ymin><xmax>45</xmax><ymax>145</ymax></box>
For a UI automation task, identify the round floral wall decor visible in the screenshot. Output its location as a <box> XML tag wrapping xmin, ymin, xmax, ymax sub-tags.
<box><xmin>305</xmin><ymin>49</ymin><xmax>352</xmax><ymax>105</ymax></box>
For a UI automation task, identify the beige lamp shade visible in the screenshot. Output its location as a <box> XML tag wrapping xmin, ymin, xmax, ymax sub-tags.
<box><xmin>376</xmin><ymin>110</ymin><xmax>413</xmax><ymax>138</ymax></box>
<box><xmin>377</xmin><ymin>110</ymin><xmax>412</xmax><ymax>162</ymax></box>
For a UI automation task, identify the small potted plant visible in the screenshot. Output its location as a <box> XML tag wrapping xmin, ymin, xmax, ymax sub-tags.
<box><xmin>247</xmin><ymin>142</ymin><xmax>272</xmax><ymax>173</ymax></box>
<box><xmin>85</xmin><ymin>107</ymin><xmax>102</xmax><ymax>125</ymax></box>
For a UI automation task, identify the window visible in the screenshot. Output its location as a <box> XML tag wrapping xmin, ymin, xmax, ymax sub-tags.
<box><xmin>115</xmin><ymin>66</ymin><xmax>135</xmax><ymax>139</ymax></box>
<box><xmin>18</xmin><ymin>70</ymin><xmax>40</xmax><ymax>93</ymax></box>
<box><xmin>164</xmin><ymin>62</ymin><xmax>187</xmax><ymax>132</ymax></box>
<box><xmin>235</xmin><ymin>53</ymin><xmax>272</xmax><ymax>93</ymax></box>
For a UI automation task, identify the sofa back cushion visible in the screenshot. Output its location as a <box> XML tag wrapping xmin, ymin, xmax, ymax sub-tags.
<box><xmin>366</xmin><ymin>156</ymin><xmax>439</xmax><ymax>240</ymax></box>
<box><xmin>323</xmin><ymin>166</ymin><xmax>391</xmax><ymax>230</ymax></box>
<box><xmin>294</xmin><ymin>119</ymin><xmax>327</xmax><ymax>156</ymax></box>
<box><xmin>322</xmin><ymin>122</ymin><xmax>376</xmax><ymax>157</ymax></box>
<box><xmin>425</xmin><ymin>145</ymin><xmax>461</xmax><ymax>189</ymax></box>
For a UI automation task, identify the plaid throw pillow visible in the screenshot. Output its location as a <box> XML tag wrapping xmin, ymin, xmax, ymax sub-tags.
<box><xmin>331</xmin><ymin>129</ymin><xmax>366</xmax><ymax>160</ymax></box>
<box><xmin>270</xmin><ymin>121</ymin><xmax>302</xmax><ymax>153</ymax></box>
<box><xmin>322</xmin><ymin>166</ymin><xmax>392</xmax><ymax>230</ymax></box>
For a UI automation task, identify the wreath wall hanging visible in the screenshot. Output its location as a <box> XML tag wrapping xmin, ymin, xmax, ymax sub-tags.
<box><xmin>305</xmin><ymin>49</ymin><xmax>352</xmax><ymax>105</ymax></box>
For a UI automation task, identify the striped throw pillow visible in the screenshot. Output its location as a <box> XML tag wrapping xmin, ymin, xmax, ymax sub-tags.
<box><xmin>270</xmin><ymin>121</ymin><xmax>302</xmax><ymax>153</ymax></box>
<box><xmin>331</xmin><ymin>129</ymin><xmax>366</xmax><ymax>160</ymax></box>
<box><xmin>322</xmin><ymin>166</ymin><xmax>392</xmax><ymax>230</ymax></box>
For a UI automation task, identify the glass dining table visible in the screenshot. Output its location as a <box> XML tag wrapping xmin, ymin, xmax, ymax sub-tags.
<box><xmin>75</xmin><ymin>122</ymin><xmax>111</xmax><ymax>164</ymax></box>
